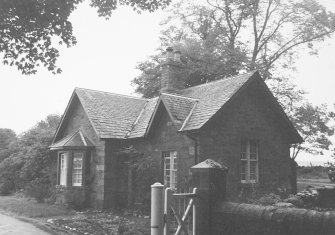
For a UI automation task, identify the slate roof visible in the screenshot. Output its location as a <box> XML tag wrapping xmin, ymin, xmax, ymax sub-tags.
<box><xmin>126</xmin><ymin>97</ymin><xmax>159</xmax><ymax>139</ymax></box>
<box><xmin>53</xmin><ymin>70</ymin><xmax>301</xmax><ymax>143</ymax></box>
<box><xmin>50</xmin><ymin>130</ymin><xmax>94</xmax><ymax>150</ymax></box>
<box><xmin>75</xmin><ymin>88</ymin><xmax>147</xmax><ymax>139</ymax></box>
<box><xmin>179</xmin><ymin>71</ymin><xmax>255</xmax><ymax>131</ymax></box>
<box><xmin>160</xmin><ymin>93</ymin><xmax>198</xmax><ymax>127</ymax></box>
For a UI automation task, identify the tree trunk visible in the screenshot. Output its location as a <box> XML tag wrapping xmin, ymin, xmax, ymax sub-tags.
<box><xmin>290</xmin><ymin>158</ymin><xmax>297</xmax><ymax>194</ymax></box>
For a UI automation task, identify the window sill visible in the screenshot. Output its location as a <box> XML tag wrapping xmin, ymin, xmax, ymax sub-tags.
<box><xmin>56</xmin><ymin>185</ymin><xmax>88</xmax><ymax>190</ymax></box>
<box><xmin>240</xmin><ymin>182</ymin><xmax>259</xmax><ymax>187</ymax></box>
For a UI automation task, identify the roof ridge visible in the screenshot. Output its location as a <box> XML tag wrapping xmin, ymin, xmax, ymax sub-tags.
<box><xmin>161</xmin><ymin>92</ymin><xmax>199</xmax><ymax>101</ymax></box>
<box><xmin>75</xmin><ymin>87</ymin><xmax>147</xmax><ymax>101</ymax></box>
<box><xmin>181</xmin><ymin>71</ymin><xmax>256</xmax><ymax>91</ymax></box>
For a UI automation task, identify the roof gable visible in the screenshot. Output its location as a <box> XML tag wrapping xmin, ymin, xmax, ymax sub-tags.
<box><xmin>179</xmin><ymin>71</ymin><xmax>256</xmax><ymax>131</ymax></box>
<box><xmin>75</xmin><ymin>88</ymin><xmax>148</xmax><ymax>139</ymax></box>
<box><xmin>160</xmin><ymin>93</ymin><xmax>198</xmax><ymax>127</ymax></box>
<box><xmin>50</xmin><ymin>130</ymin><xmax>94</xmax><ymax>150</ymax></box>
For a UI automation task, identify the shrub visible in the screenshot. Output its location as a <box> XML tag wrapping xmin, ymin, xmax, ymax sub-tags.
<box><xmin>25</xmin><ymin>178</ymin><xmax>52</xmax><ymax>202</ymax></box>
<box><xmin>253</xmin><ymin>193</ymin><xmax>282</xmax><ymax>206</ymax></box>
<box><xmin>0</xmin><ymin>155</ymin><xmax>25</xmax><ymax>194</ymax></box>
<box><xmin>0</xmin><ymin>180</ymin><xmax>14</xmax><ymax>195</ymax></box>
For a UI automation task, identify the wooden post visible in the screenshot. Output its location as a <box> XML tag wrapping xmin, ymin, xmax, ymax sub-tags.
<box><xmin>164</xmin><ymin>188</ymin><xmax>172</xmax><ymax>235</ymax></box>
<box><xmin>151</xmin><ymin>182</ymin><xmax>164</xmax><ymax>235</ymax></box>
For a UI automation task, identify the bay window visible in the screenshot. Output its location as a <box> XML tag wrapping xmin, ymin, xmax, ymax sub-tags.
<box><xmin>57</xmin><ymin>151</ymin><xmax>86</xmax><ymax>187</ymax></box>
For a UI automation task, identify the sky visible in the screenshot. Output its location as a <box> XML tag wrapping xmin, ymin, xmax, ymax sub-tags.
<box><xmin>0</xmin><ymin>0</ymin><xmax>335</xmax><ymax>165</ymax></box>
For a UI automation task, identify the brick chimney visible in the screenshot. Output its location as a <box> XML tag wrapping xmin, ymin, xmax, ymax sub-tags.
<box><xmin>160</xmin><ymin>46</ymin><xmax>186</xmax><ymax>94</ymax></box>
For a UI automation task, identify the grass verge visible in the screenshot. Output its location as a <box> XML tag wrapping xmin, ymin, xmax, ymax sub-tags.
<box><xmin>0</xmin><ymin>195</ymin><xmax>72</xmax><ymax>218</ymax></box>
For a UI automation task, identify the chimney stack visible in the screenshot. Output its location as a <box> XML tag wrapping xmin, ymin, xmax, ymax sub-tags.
<box><xmin>160</xmin><ymin>47</ymin><xmax>185</xmax><ymax>94</ymax></box>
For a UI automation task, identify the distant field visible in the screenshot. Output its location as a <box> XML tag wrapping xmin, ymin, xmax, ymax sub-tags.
<box><xmin>297</xmin><ymin>165</ymin><xmax>328</xmax><ymax>180</ymax></box>
<box><xmin>297</xmin><ymin>178</ymin><xmax>334</xmax><ymax>192</ymax></box>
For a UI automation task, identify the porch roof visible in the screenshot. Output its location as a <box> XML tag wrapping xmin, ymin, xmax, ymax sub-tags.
<box><xmin>49</xmin><ymin>130</ymin><xmax>95</xmax><ymax>150</ymax></box>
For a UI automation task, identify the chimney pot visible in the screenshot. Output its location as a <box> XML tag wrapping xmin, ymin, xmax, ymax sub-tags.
<box><xmin>160</xmin><ymin>46</ymin><xmax>185</xmax><ymax>94</ymax></box>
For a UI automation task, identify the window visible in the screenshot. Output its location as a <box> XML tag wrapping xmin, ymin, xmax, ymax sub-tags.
<box><xmin>58</xmin><ymin>151</ymin><xmax>85</xmax><ymax>187</ymax></box>
<box><xmin>60</xmin><ymin>153</ymin><xmax>67</xmax><ymax>186</ymax></box>
<box><xmin>72</xmin><ymin>152</ymin><xmax>83</xmax><ymax>186</ymax></box>
<box><xmin>163</xmin><ymin>151</ymin><xmax>177</xmax><ymax>190</ymax></box>
<box><xmin>241</xmin><ymin>140</ymin><xmax>259</xmax><ymax>183</ymax></box>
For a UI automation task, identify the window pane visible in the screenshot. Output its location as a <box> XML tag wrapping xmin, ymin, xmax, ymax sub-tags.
<box><xmin>250</xmin><ymin>142</ymin><xmax>258</xmax><ymax>154</ymax></box>
<box><xmin>72</xmin><ymin>153</ymin><xmax>83</xmax><ymax>186</ymax></box>
<box><xmin>250</xmin><ymin>161</ymin><xmax>257</xmax><ymax>181</ymax></box>
<box><xmin>241</xmin><ymin>140</ymin><xmax>259</xmax><ymax>183</ymax></box>
<box><xmin>241</xmin><ymin>160</ymin><xmax>247</xmax><ymax>181</ymax></box>
<box><xmin>250</xmin><ymin>161</ymin><xmax>257</xmax><ymax>172</ymax></box>
<box><xmin>250</xmin><ymin>153</ymin><xmax>257</xmax><ymax>160</ymax></box>
<box><xmin>241</xmin><ymin>173</ymin><xmax>246</xmax><ymax>181</ymax></box>
<box><xmin>240</xmin><ymin>153</ymin><xmax>246</xmax><ymax>159</ymax></box>
<box><xmin>60</xmin><ymin>153</ymin><xmax>67</xmax><ymax>186</ymax></box>
<box><xmin>250</xmin><ymin>173</ymin><xmax>256</xmax><ymax>180</ymax></box>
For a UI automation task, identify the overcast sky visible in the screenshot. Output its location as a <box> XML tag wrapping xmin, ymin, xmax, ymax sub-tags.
<box><xmin>0</xmin><ymin>0</ymin><xmax>335</xmax><ymax>164</ymax></box>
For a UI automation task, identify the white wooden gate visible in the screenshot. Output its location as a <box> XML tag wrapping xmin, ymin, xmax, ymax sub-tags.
<box><xmin>164</xmin><ymin>188</ymin><xmax>198</xmax><ymax>235</ymax></box>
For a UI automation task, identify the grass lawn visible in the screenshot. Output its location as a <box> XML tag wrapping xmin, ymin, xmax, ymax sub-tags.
<box><xmin>0</xmin><ymin>195</ymin><xmax>72</xmax><ymax>218</ymax></box>
<box><xmin>0</xmin><ymin>195</ymin><xmax>150</xmax><ymax>235</ymax></box>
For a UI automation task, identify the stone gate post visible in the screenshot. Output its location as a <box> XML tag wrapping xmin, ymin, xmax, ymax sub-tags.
<box><xmin>190</xmin><ymin>159</ymin><xmax>228</xmax><ymax>235</ymax></box>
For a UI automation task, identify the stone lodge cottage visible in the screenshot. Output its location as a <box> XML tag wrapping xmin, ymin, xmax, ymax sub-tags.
<box><xmin>50</xmin><ymin>48</ymin><xmax>302</xmax><ymax>209</ymax></box>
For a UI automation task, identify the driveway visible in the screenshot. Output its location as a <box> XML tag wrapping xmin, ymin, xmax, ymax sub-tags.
<box><xmin>0</xmin><ymin>213</ymin><xmax>52</xmax><ymax>235</ymax></box>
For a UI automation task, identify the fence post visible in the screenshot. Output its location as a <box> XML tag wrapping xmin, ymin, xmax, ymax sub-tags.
<box><xmin>193</xmin><ymin>188</ymin><xmax>198</xmax><ymax>235</ymax></box>
<box><xmin>151</xmin><ymin>182</ymin><xmax>164</xmax><ymax>235</ymax></box>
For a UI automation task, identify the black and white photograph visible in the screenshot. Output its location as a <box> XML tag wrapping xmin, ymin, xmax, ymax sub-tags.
<box><xmin>0</xmin><ymin>0</ymin><xmax>335</xmax><ymax>234</ymax></box>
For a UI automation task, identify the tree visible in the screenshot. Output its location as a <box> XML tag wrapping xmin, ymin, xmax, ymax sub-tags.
<box><xmin>132</xmin><ymin>0</ymin><xmax>335</xmax><ymax>97</ymax></box>
<box><xmin>0</xmin><ymin>0</ymin><xmax>171</xmax><ymax>75</ymax></box>
<box><xmin>290</xmin><ymin>103</ymin><xmax>334</xmax><ymax>160</ymax></box>
<box><xmin>0</xmin><ymin>128</ymin><xmax>17</xmax><ymax>162</ymax></box>
<box><xmin>0</xmin><ymin>114</ymin><xmax>61</xmax><ymax>197</ymax></box>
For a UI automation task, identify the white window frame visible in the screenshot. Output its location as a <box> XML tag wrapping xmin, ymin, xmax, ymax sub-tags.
<box><xmin>60</xmin><ymin>152</ymin><xmax>68</xmax><ymax>186</ymax></box>
<box><xmin>72</xmin><ymin>152</ymin><xmax>84</xmax><ymax>186</ymax></box>
<box><xmin>240</xmin><ymin>140</ymin><xmax>259</xmax><ymax>183</ymax></box>
<box><xmin>163</xmin><ymin>151</ymin><xmax>178</xmax><ymax>190</ymax></box>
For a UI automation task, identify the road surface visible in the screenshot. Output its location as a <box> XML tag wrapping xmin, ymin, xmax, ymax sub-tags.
<box><xmin>0</xmin><ymin>213</ymin><xmax>51</xmax><ymax>235</ymax></box>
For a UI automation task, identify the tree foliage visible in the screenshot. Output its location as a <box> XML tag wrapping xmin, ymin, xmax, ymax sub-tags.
<box><xmin>290</xmin><ymin>103</ymin><xmax>334</xmax><ymax>159</ymax></box>
<box><xmin>132</xmin><ymin>0</ymin><xmax>335</xmax><ymax>97</ymax></box>
<box><xmin>132</xmin><ymin>0</ymin><xmax>335</xmax><ymax>159</ymax></box>
<box><xmin>0</xmin><ymin>0</ymin><xmax>171</xmax><ymax>75</ymax></box>
<box><xmin>0</xmin><ymin>128</ymin><xmax>17</xmax><ymax>162</ymax></box>
<box><xmin>0</xmin><ymin>114</ymin><xmax>60</xmax><ymax>197</ymax></box>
